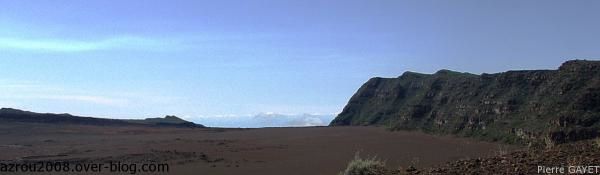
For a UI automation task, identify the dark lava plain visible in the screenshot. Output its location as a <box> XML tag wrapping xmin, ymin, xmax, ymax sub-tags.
<box><xmin>0</xmin><ymin>122</ymin><xmax>511</xmax><ymax>175</ymax></box>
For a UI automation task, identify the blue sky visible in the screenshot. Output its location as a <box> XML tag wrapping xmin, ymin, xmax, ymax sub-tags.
<box><xmin>1</xmin><ymin>0</ymin><xmax>599</xmax><ymax>127</ymax></box>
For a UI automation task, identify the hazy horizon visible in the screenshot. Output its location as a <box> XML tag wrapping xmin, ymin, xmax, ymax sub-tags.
<box><xmin>1</xmin><ymin>0</ymin><xmax>599</xmax><ymax>127</ymax></box>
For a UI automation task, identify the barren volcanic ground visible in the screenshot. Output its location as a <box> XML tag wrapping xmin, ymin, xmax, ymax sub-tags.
<box><xmin>0</xmin><ymin>122</ymin><xmax>512</xmax><ymax>175</ymax></box>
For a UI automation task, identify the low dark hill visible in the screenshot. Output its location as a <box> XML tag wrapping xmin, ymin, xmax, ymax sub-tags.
<box><xmin>124</xmin><ymin>115</ymin><xmax>201</xmax><ymax>127</ymax></box>
<box><xmin>0</xmin><ymin>108</ymin><xmax>204</xmax><ymax>128</ymax></box>
<box><xmin>330</xmin><ymin>60</ymin><xmax>600</xmax><ymax>146</ymax></box>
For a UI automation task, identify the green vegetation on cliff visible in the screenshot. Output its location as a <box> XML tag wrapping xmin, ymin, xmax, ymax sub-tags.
<box><xmin>330</xmin><ymin>60</ymin><xmax>600</xmax><ymax>146</ymax></box>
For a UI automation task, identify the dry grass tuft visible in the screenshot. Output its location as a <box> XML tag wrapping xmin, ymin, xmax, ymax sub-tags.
<box><xmin>339</xmin><ymin>152</ymin><xmax>388</xmax><ymax>175</ymax></box>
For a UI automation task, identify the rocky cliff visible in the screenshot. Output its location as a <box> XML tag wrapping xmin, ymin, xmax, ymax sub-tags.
<box><xmin>330</xmin><ymin>60</ymin><xmax>600</xmax><ymax>146</ymax></box>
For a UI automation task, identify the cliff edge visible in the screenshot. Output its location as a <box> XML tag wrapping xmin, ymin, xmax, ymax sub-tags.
<box><xmin>330</xmin><ymin>60</ymin><xmax>600</xmax><ymax>146</ymax></box>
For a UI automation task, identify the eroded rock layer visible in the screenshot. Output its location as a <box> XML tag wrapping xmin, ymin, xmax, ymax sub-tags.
<box><xmin>331</xmin><ymin>60</ymin><xmax>600</xmax><ymax>145</ymax></box>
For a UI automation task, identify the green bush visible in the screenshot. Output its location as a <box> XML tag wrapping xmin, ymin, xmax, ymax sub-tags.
<box><xmin>339</xmin><ymin>153</ymin><xmax>388</xmax><ymax>175</ymax></box>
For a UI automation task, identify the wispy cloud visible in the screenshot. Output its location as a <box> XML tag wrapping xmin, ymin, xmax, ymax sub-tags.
<box><xmin>37</xmin><ymin>95</ymin><xmax>129</xmax><ymax>106</ymax></box>
<box><xmin>0</xmin><ymin>36</ymin><xmax>180</xmax><ymax>52</ymax></box>
<box><xmin>1</xmin><ymin>94</ymin><xmax>129</xmax><ymax>107</ymax></box>
<box><xmin>0</xmin><ymin>80</ymin><xmax>129</xmax><ymax>106</ymax></box>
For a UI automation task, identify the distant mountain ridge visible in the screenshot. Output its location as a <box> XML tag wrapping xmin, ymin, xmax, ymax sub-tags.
<box><xmin>0</xmin><ymin>108</ymin><xmax>204</xmax><ymax>128</ymax></box>
<box><xmin>330</xmin><ymin>60</ymin><xmax>600</xmax><ymax>146</ymax></box>
<box><xmin>195</xmin><ymin>113</ymin><xmax>335</xmax><ymax>128</ymax></box>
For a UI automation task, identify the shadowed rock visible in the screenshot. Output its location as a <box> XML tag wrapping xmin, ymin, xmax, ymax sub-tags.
<box><xmin>331</xmin><ymin>60</ymin><xmax>600</xmax><ymax>146</ymax></box>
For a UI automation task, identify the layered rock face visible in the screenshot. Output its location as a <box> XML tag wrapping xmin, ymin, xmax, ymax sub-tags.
<box><xmin>330</xmin><ymin>60</ymin><xmax>600</xmax><ymax>145</ymax></box>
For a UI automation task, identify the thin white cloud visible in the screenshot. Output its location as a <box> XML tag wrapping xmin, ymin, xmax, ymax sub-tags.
<box><xmin>0</xmin><ymin>36</ymin><xmax>180</xmax><ymax>52</ymax></box>
<box><xmin>37</xmin><ymin>95</ymin><xmax>129</xmax><ymax>106</ymax></box>
<box><xmin>0</xmin><ymin>94</ymin><xmax>129</xmax><ymax>107</ymax></box>
<box><xmin>0</xmin><ymin>79</ymin><xmax>129</xmax><ymax>107</ymax></box>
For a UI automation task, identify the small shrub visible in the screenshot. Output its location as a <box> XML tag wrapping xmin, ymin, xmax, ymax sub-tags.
<box><xmin>339</xmin><ymin>153</ymin><xmax>387</xmax><ymax>175</ymax></box>
<box><xmin>594</xmin><ymin>138</ymin><xmax>600</xmax><ymax>149</ymax></box>
<box><xmin>496</xmin><ymin>145</ymin><xmax>509</xmax><ymax>156</ymax></box>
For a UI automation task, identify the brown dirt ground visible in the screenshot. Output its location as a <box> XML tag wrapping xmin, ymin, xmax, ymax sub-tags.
<box><xmin>0</xmin><ymin>122</ymin><xmax>512</xmax><ymax>175</ymax></box>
